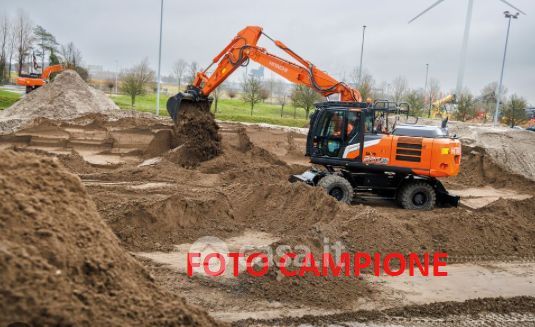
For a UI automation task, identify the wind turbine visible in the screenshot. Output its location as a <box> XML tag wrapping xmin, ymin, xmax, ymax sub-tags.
<box><xmin>409</xmin><ymin>0</ymin><xmax>526</xmax><ymax>98</ymax></box>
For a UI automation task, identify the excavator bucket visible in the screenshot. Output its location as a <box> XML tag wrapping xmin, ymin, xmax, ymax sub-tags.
<box><xmin>166</xmin><ymin>89</ymin><xmax>212</xmax><ymax>124</ymax></box>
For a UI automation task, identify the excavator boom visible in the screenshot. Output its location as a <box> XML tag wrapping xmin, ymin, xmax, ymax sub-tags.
<box><xmin>167</xmin><ymin>26</ymin><xmax>361</xmax><ymax>122</ymax></box>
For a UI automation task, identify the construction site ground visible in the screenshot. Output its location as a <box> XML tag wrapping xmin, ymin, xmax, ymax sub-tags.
<box><xmin>1</xmin><ymin>72</ymin><xmax>534</xmax><ymax>326</ymax></box>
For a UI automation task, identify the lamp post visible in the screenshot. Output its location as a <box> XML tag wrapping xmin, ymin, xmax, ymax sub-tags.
<box><xmin>156</xmin><ymin>0</ymin><xmax>164</xmax><ymax>116</ymax></box>
<box><xmin>493</xmin><ymin>11</ymin><xmax>519</xmax><ymax>127</ymax></box>
<box><xmin>358</xmin><ymin>25</ymin><xmax>367</xmax><ymax>84</ymax></box>
<box><xmin>114</xmin><ymin>60</ymin><xmax>118</xmax><ymax>94</ymax></box>
<box><xmin>424</xmin><ymin>63</ymin><xmax>429</xmax><ymax>116</ymax></box>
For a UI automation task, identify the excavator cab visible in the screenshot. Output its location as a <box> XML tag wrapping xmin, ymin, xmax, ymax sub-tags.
<box><xmin>296</xmin><ymin>100</ymin><xmax>460</xmax><ymax>209</ymax></box>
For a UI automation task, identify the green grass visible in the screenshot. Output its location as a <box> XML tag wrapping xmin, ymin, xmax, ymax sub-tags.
<box><xmin>0</xmin><ymin>89</ymin><xmax>21</xmax><ymax>110</ymax></box>
<box><xmin>112</xmin><ymin>94</ymin><xmax>310</xmax><ymax>128</ymax></box>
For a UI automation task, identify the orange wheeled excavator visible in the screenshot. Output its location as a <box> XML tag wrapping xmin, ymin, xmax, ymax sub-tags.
<box><xmin>167</xmin><ymin>26</ymin><xmax>461</xmax><ymax>210</ymax></box>
<box><xmin>16</xmin><ymin>64</ymin><xmax>64</xmax><ymax>93</ymax></box>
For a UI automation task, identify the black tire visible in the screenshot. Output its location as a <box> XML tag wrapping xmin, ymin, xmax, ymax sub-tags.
<box><xmin>398</xmin><ymin>182</ymin><xmax>436</xmax><ymax>210</ymax></box>
<box><xmin>318</xmin><ymin>174</ymin><xmax>353</xmax><ymax>204</ymax></box>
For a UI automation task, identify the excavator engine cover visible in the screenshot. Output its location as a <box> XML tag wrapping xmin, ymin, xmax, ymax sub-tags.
<box><xmin>166</xmin><ymin>88</ymin><xmax>212</xmax><ymax>124</ymax></box>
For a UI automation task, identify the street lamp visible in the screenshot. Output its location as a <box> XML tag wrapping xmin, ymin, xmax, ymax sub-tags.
<box><xmin>156</xmin><ymin>0</ymin><xmax>164</xmax><ymax>116</ymax></box>
<box><xmin>424</xmin><ymin>63</ymin><xmax>430</xmax><ymax>117</ymax></box>
<box><xmin>493</xmin><ymin>10</ymin><xmax>519</xmax><ymax>127</ymax></box>
<box><xmin>358</xmin><ymin>25</ymin><xmax>366</xmax><ymax>84</ymax></box>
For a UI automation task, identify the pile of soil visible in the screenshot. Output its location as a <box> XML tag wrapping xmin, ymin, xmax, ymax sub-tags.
<box><xmin>87</xmin><ymin>129</ymin><xmax>535</xmax><ymax>260</ymax></box>
<box><xmin>446</xmin><ymin>144</ymin><xmax>534</xmax><ymax>191</ymax></box>
<box><xmin>0</xmin><ymin>70</ymin><xmax>119</xmax><ymax>133</ymax></box>
<box><xmin>0</xmin><ymin>150</ymin><xmax>218</xmax><ymax>326</ymax></box>
<box><xmin>165</xmin><ymin>105</ymin><xmax>221</xmax><ymax>167</ymax></box>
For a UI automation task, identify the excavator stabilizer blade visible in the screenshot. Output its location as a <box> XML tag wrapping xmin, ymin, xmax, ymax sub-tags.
<box><xmin>166</xmin><ymin>91</ymin><xmax>212</xmax><ymax>124</ymax></box>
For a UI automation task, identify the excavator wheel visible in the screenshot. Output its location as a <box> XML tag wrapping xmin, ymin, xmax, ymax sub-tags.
<box><xmin>398</xmin><ymin>181</ymin><xmax>436</xmax><ymax>210</ymax></box>
<box><xmin>318</xmin><ymin>174</ymin><xmax>353</xmax><ymax>204</ymax></box>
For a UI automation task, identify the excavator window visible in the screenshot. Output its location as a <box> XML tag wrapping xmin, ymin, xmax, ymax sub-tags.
<box><xmin>317</xmin><ymin>109</ymin><xmax>347</xmax><ymax>157</ymax></box>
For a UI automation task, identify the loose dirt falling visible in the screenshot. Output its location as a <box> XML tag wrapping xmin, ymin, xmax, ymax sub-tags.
<box><xmin>166</xmin><ymin>105</ymin><xmax>222</xmax><ymax>167</ymax></box>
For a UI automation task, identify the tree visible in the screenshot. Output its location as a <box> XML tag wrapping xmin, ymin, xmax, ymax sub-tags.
<box><xmin>357</xmin><ymin>72</ymin><xmax>375</xmax><ymax>102</ymax></box>
<box><xmin>60</xmin><ymin>41</ymin><xmax>82</xmax><ymax>68</ymax></box>
<box><xmin>105</xmin><ymin>80</ymin><xmax>115</xmax><ymax>95</ymax></box>
<box><xmin>120</xmin><ymin>58</ymin><xmax>155</xmax><ymax>108</ymax></box>
<box><xmin>259</xmin><ymin>87</ymin><xmax>270</xmax><ymax>102</ymax></box>
<box><xmin>391</xmin><ymin>76</ymin><xmax>408</xmax><ymax>103</ymax></box>
<box><xmin>0</xmin><ymin>14</ymin><xmax>9</xmax><ymax>82</ymax></box>
<box><xmin>291</xmin><ymin>85</ymin><xmax>322</xmax><ymax>119</ymax></box>
<box><xmin>503</xmin><ymin>94</ymin><xmax>527</xmax><ymax>127</ymax></box>
<box><xmin>14</xmin><ymin>9</ymin><xmax>34</xmax><ymax>75</ymax></box>
<box><xmin>6</xmin><ymin>20</ymin><xmax>16</xmax><ymax>81</ymax></box>
<box><xmin>187</xmin><ymin>61</ymin><xmax>198</xmax><ymax>84</ymax></box>
<box><xmin>33</xmin><ymin>25</ymin><xmax>58</xmax><ymax>70</ymax></box>
<box><xmin>426</xmin><ymin>78</ymin><xmax>441</xmax><ymax>117</ymax></box>
<box><xmin>212</xmin><ymin>82</ymin><xmax>226</xmax><ymax>113</ymax></box>
<box><xmin>404</xmin><ymin>89</ymin><xmax>425</xmax><ymax>117</ymax></box>
<box><xmin>479</xmin><ymin>82</ymin><xmax>497</xmax><ymax>123</ymax></box>
<box><xmin>241</xmin><ymin>73</ymin><xmax>263</xmax><ymax>115</ymax></box>
<box><xmin>227</xmin><ymin>88</ymin><xmax>237</xmax><ymax>99</ymax></box>
<box><xmin>273</xmin><ymin>80</ymin><xmax>288</xmax><ymax>118</ymax></box>
<box><xmin>454</xmin><ymin>91</ymin><xmax>476</xmax><ymax>122</ymax></box>
<box><xmin>350</xmin><ymin>68</ymin><xmax>374</xmax><ymax>101</ymax></box>
<box><xmin>172</xmin><ymin>59</ymin><xmax>187</xmax><ymax>90</ymax></box>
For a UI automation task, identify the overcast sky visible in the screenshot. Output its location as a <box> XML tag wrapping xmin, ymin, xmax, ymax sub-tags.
<box><xmin>2</xmin><ymin>0</ymin><xmax>534</xmax><ymax>104</ymax></box>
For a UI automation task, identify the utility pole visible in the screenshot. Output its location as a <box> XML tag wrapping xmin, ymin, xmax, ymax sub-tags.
<box><xmin>114</xmin><ymin>60</ymin><xmax>118</xmax><ymax>94</ymax></box>
<box><xmin>156</xmin><ymin>0</ymin><xmax>164</xmax><ymax>116</ymax></box>
<box><xmin>494</xmin><ymin>11</ymin><xmax>519</xmax><ymax>127</ymax></box>
<box><xmin>424</xmin><ymin>63</ymin><xmax>429</xmax><ymax>116</ymax></box>
<box><xmin>358</xmin><ymin>25</ymin><xmax>367</xmax><ymax>84</ymax></box>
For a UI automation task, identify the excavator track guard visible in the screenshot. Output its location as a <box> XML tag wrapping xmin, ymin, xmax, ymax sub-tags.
<box><xmin>166</xmin><ymin>87</ymin><xmax>212</xmax><ymax>124</ymax></box>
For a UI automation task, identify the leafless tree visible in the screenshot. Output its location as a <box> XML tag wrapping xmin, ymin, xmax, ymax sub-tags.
<box><xmin>212</xmin><ymin>82</ymin><xmax>226</xmax><ymax>113</ymax></box>
<box><xmin>291</xmin><ymin>85</ymin><xmax>322</xmax><ymax>119</ymax></box>
<box><xmin>391</xmin><ymin>76</ymin><xmax>408</xmax><ymax>103</ymax></box>
<box><xmin>241</xmin><ymin>73</ymin><xmax>263</xmax><ymax>115</ymax></box>
<box><xmin>120</xmin><ymin>58</ymin><xmax>155</xmax><ymax>107</ymax></box>
<box><xmin>426</xmin><ymin>78</ymin><xmax>441</xmax><ymax>117</ymax></box>
<box><xmin>187</xmin><ymin>61</ymin><xmax>198</xmax><ymax>84</ymax></box>
<box><xmin>14</xmin><ymin>9</ymin><xmax>34</xmax><ymax>75</ymax></box>
<box><xmin>227</xmin><ymin>88</ymin><xmax>237</xmax><ymax>99</ymax></box>
<box><xmin>6</xmin><ymin>22</ymin><xmax>16</xmax><ymax>81</ymax></box>
<box><xmin>173</xmin><ymin>59</ymin><xmax>187</xmax><ymax>90</ymax></box>
<box><xmin>273</xmin><ymin>80</ymin><xmax>289</xmax><ymax>117</ymax></box>
<box><xmin>60</xmin><ymin>42</ymin><xmax>83</xmax><ymax>68</ymax></box>
<box><xmin>0</xmin><ymin>14</ymin><xmax>10</xmax><ymax>82</ymax></box>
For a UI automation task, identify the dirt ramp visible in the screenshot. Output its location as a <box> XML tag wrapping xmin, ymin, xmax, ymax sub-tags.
<box><xmin>0</xmin><ymin>150</ymin><xmax>218</xmax><ymax>326</ymax></box>
<box><xmin>166</xmin><ymin>106</ymin><xmax>221</xmax><ymax>167</ymax></box>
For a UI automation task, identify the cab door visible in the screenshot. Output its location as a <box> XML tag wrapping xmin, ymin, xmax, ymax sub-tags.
<box><xmin>308</xmin><ymin>108</ymin><xmax>350</xmax><ymax>158</ymax></box>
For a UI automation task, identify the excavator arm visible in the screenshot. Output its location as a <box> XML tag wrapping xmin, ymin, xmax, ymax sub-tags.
<box><xmin>167</xmin><ymin>26</ymin><xmax>361</xmax><ymax>122</ymax></box>
<box><xmin>41</xmin><ymin>64</ymin><xmax>64</xmax><ymax>79</ymax></box>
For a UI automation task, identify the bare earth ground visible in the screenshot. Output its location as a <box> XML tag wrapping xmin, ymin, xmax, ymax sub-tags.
<box><xmin>1</xmin><ymin>72</ymin><xmax>534</xmax><ymax>326</ymax></box>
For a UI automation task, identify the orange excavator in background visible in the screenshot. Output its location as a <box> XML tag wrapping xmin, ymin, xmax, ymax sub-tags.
<box><xmin>167</xmin><ymin>26</ymin><xmax>461</xmax><ymax>210</ymax></box>
<box><xmin>16</xmin><ymin>64</ymin><xmax>64</xmax><ymax>93</ymax></box>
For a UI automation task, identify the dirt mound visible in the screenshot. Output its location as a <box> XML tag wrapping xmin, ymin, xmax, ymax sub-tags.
<box><xmin>0</xmin><ymin>70</ymin><xmax>119</xmax><ymax>133</ymax></box>
<box><xmin>165</xmin><ymin>106</ymin><xmax>221</xmax><ymax>167</ymax></box>
<box><xmin>446</xmin><ymin>145</ymin><xmax>534</xmax><ymax>191</ymax></box>
<box><xmin>0</xmin><ymin>150</ymin><xmax>218</xmax><ymax>326</ymax></box>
